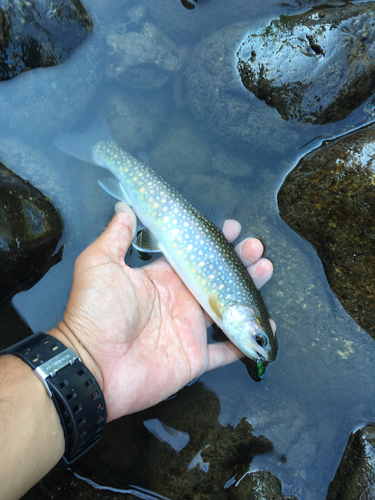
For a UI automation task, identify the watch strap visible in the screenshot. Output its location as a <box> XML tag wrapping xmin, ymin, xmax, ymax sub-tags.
<box><xmin>0</xmin><ymin>332</ymin><xmax>107</xmax><ymax>464</ymax></box>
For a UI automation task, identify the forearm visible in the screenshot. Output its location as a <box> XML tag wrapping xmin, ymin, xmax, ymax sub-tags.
<box><xmin>0</xmin><ymin>354</ymin><xmax>65</xmax><ymax>500</ymax></box>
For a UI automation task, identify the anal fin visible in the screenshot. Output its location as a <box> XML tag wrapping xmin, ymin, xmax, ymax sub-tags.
<box><xmin>209</xmin><ymin>293</ymin><xmax>223</xmax><ymax>322</ymax></box>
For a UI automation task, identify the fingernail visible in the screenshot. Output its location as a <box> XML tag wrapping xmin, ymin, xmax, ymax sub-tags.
<box><xmin>115</xmin><ymin>202</ymin><xmax>126</xmax><ymax>213</ymax></box>
<box><xmin>115</xmin><ymin>202</ymin><xmax>137</xmax><ymax>239</ymax></box>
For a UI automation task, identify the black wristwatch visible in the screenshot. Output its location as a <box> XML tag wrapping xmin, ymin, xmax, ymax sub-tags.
<box><xmin>0</xmin><ymin>332</ymin><xmax>107</xmax><ymax>464</ymax></box>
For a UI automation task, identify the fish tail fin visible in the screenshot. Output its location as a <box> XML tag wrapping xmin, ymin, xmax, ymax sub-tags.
<box><xmin>54</xmin><ymin>115</ymin><xmax>115</xmax><ymax>165</ymax></box>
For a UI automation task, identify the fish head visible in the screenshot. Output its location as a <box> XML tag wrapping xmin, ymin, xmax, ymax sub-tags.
<box><xmin>221</xmin><ymin>304</ymin><xmax>277</xmax><ymax>363</ymax></box>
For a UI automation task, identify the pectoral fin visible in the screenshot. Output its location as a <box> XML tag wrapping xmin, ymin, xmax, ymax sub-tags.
<box><xmin>209</xmin><ymin>294</ymin><xmax>222</xmax><ymax>322</ymax></box>
<box><xmin>98</xmin><ymin>176</ymin><xmax>132</xmax><ymax>205</ymax></box>
<box><xmin>133</xmin><ymin>229</ymin><xmax>162</xmax><ymax>253</ymax></box>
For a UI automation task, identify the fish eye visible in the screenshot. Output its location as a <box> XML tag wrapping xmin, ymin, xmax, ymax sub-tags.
<box><xmin>256</xmin><ymin>335</ymin><xmax>267</xmax><ymax>347</ymax></box>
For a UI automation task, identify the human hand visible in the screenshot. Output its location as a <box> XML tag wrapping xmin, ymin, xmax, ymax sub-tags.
<box><xmin>50</xmin><ymin>203</ymin><xmax>275</xmax><ymax>421</ymax></box>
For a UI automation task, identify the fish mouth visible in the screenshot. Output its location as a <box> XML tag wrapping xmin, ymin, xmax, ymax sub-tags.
<box><xmin>256</xmin><ymin>354</ymin><xmax>269</xmax><ymax>367</ymax></box>
<box><xmin>257</xmin><ymin>355</ymin><xmax>268</xmax><ymax>365</ymax></box>
<box><xmin>244</xmin><ymin>338</ymin><xmax>274</xmax><ymax>363</ymax></box>
<box><xmin>244</xmin><ymin>345</ymin><xmax>270</xmax><ymax>364</ymax></box>
<box><xmin>255</xmin><ymin>347</ymin><xmax>277</xmax><ymax>364</ymax></box>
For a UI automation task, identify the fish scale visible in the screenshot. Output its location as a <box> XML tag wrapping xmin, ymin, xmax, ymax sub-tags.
<box><xmin>55</xmin><ymin>118</ymin><xmax>278</xmax><ymax>364</ymax></box>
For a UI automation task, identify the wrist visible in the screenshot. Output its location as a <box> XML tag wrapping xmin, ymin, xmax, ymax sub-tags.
<box><xmin>0</xmin><ymin>354</ymin><xmax>65</xmax><ymax>500</ymax></box>
<box><xmin>0</xmin><ymin>332</ymin><xmax>107</xmax><ymax>465</ymax></box>
<box><xmin>47</xmin><ymin>323</ymin><xmax>104</xmax><ymax>393</ymax></box>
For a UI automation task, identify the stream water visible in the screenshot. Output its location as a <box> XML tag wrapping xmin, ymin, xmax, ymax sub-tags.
<box><xmin>1</xmin><ymin>1</ymin><xmax>375</xmax><ymax>499</ymax></box>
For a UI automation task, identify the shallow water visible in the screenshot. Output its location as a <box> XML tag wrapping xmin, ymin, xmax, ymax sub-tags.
<box><xmin>2</xmin><ymin>1</ymin><xmax>375</xmax><ymax>499</ymax></box>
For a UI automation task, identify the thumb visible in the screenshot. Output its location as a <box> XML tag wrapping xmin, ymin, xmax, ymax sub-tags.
<box><xmin>81</xmin><ymin>202</ymin><xmax>137</xmax><ymax>267</ymax></box>
<box><xmin>114</xmin><ymin>202</ymin><xmax>137</xmax><ymax>240</ymax></box>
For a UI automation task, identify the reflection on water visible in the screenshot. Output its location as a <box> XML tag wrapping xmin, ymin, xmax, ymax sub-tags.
<box><xmin>1</xmin><ymin>0</ymin><xmax>375</xmax><ymax>499</ymax></box>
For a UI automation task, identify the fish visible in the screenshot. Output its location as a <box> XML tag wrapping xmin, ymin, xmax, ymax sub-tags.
<box><xmin>54</xmin><ymin>116</ymin><xmax>278</xmax><ymax>364</ymax></box>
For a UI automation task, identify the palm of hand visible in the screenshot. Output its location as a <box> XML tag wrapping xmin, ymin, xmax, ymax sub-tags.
<box><xmin>95</xmin><ymin>257</ymin><xmax>213</xmax><ymax>421</ymax></box>
<box><xmin>62</xmin><ymin>223</ymin><xmax>228</xmax><ymax>421</ymax></box>
<box><xmin>59</xmin><ymin>209</ymin><xmax>270</xmax><ymax>421</ymax></box>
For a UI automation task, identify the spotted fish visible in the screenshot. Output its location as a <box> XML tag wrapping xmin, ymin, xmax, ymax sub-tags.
<box><xmin>54</xmin><ymin>117</ymin><xmax>278</xmax><ymax>364</ymax></box>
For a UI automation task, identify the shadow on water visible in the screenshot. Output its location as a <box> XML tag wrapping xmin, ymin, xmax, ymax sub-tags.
<box><xmin>1</xmin><ymin>0</ymin><xmax>375</xmax><ymax>499</ymax></box>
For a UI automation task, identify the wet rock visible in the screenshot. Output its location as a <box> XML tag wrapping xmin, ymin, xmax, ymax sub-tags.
<box><xmin>105</xmin><ymin>21</ymin><xmax>180</xmax><ymax>88</ymax></box>
<box><xmin>0</xmin><ymin>1</ymin><xmax>100</xmax><ymax>136</ymax></box>
<box><xmin>228</xmin><ymin>470</ymin><xmax>297</xmax><ymax>500</ymax></box>
<box><xmin>237</xmin><ymin>4</ymin><xmax>375</xmax><ymax>124</ymax></box>
<box><xmin>0</xmin><ymin>302</ymin><xmax>33</xmax><ymax>348</ymax></box>
<box><xmin>180</xmin><ymin>0</ymin><xmax>197</xmax><ymax>11</ymax></box>
<box><xmin>277</xmin><ymin>125</ymin><xmax>375</xmax><ymax>336</ymax></box>
<box><xmin>326</xmin><ymin>425</ymin><xmax>375</xmax><ymax>500</ymax></box>
<box><xmin>184</xmin><ymin>22</ymin><xmax>300</xmax><ymax>153</ymax></box>
<box><xmin>0</xmin><ymin>161</ymin><xmax>63</xmax><ymax>301</ymax></box>
<box><xmin>0</xmin><ymin>0</ymin><xmax>92</xmax><ymax>81</ymax></box>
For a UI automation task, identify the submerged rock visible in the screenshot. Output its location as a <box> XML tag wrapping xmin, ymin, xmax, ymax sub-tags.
<box><xmin>105</xmin><ymin>21</ymin><xmax>180</xmax><ymax>88</ymax></box>
<box><xmin>0</xmin><ymin>161</ymin><xmax>63</xmax><ymax>301</ymax></box>
<box><xmin>0</xmin><ymin>0</ymin><xmax>92</xmax><ymax>81</ymax></box>
<box><xmin>228</xmin><ymin>470</ymin><xmax>298</xmax><ymax>500</ymax></box>
<box><xmin>23</xmin><ymin>467</ymin><xmax>141</xmax><ymax>500</ymax></box>
<box><xmin>277</xmin><ymin>125</ymin><xmax>375</xmax><ymax>336</ymax></box>
<box><xmin>104</xmin><ymin>86</ymin><xmax>173</xmax><ymax>152</ymax></box>
<box><xmin>183</xmin><ymin>173</ymin><xmax>239</xmax><ymax>215</ymax></box>
<box><xmin>237</xmin><ymin>3</ymin><xmax>375</xmax><ymax>124</ymax></box>
<box><xmin>210</xmin><ymin>150</ymin><xmax>253</xmax><ymax>181</ymax></box>
<box><xmin>148</xmin><ymin>113</ymin><xmax>213</xmax><ymax>190</ymax></box>
<box><xmin>326</xmin><ymin>425</ymin><xmax>375</xmax><ymax>499</ymax></box>
<box><xmin>147</xmin><ymin>0</ymin><xmax>276</xmax><ymax>45</ymax></box>
<box><xmin>184</xmin><ymin>22</ymin><xmax>300</xmax><ymax>153</ymax></box>
<box><xmin>70</xmin><ymin>381</ymin><xmax>281</xmax><ymax>500</ymax></box>
<box><xmin>140</xmin><ymin>382</ymin><xmax>275</xmax><ymax>499</ymax></box>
